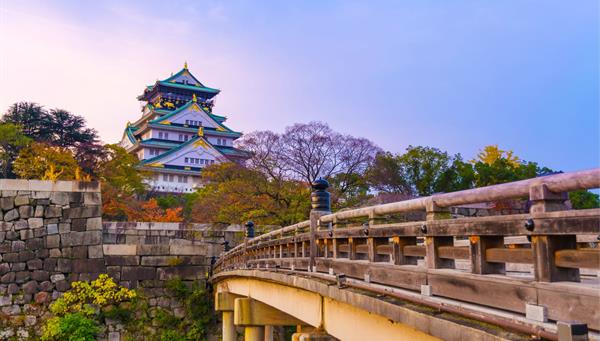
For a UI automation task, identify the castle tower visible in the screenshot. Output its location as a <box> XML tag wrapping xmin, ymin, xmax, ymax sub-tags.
<box><xmin>119</xmin><ymin>62</ymin><xmax>250</xmax><ymax>193</ymax></box>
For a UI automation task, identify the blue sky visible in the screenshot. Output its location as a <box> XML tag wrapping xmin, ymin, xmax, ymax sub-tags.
<box><xmin>0</xmin><ymin>0</ymin><xmax>598</xmax><ymax>172</ymax></box>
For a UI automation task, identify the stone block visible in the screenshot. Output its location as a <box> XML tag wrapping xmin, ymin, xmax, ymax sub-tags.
<box><xmin>0</xmin><ymin>197</ymin><xmax>14</xmax><ymax>211</ymax></box>
<box><xmin>105</xmin><ymin>256</ymin><xmax>139</xmax><ymax>266</ymax></box>
<box><xmin>103</xmin><ymin>244</ymin><xmax>137</xmax><ymax>256</ymax></box>
<box><xmin>14</xmin><ymin>219</ymin><xmax>28</xmax><ymax>230</ymax></box>
<box><xmin>72</xmin><ymin>218</ymin><xmax>87</xmax><ymax>232</ymax></box>
<box><xmin>32</xmin><ymin>191</ymin><xmax>50</xmax><ymax>199</ymax></box>
<box><xmin>60</xmin><ymin>231</ymin><xmax>101</xmax><ymax>246</ymax></box>
<box><xmin>108</xmin><ymin>332</ymin><xmax>120</xmax><ymax>341</ymax></box>
<box><xmin>3</xmin><ymin>253</ymin><xmax>18</xmax><ymax>262</ymax></box>
<box><xmin>121</xmin><ymin>266</ymin><xmax>156</xmax><ymax>281</ymax></box>
<box><xmin>26</xmin><ymin>259</ymin><xmax>42</xmax><ymax>270</ymax></box>
<box><xmin>32</xmin><ymin>270</ymin><xmax>49</xmax><ymax>281</ymax></box>
<box><xmin>7</xmin><ymin>284</ymin><xmax>18</xmax><ymax>294</ymax></box>
<box><xmin>84</xmin><ymin>192</ymin><xmax>102</xmax><ymax>205</ymax></box>
<box><xmin>157</xmin><ymin>266</ymin><xmax>206</xmax><ymax>280</ymax></box>
<box><xmin>1</xmin><ymin>304</ymin><xmax>21</xmax><ymax>315</ymax></box>
<box><xmin>5</xmin><ymin>231</ymin><xmax>18</xmax><ymax>240</ymax></box>
<box><xmin>50</xmin><ymin>274</ymin><xmax>65</xmax><ymax>283</ymax></box>
<box><xmin>57</xmin><ymin>258</ymin><xmax>71</xmax><ymax>272</ymax></box>
<box><xmin>69</xmin><ymin>192</ymin><xmax>83</xmax><ymax>204</ymax></box>
<box><xmin>19</xmin><ymin>229</ymin><xmax>34</xmax><ymax>240</ymax></box>
<box><xmin>43</xmin><ymin>258</ymin><xmax>57</xmax><ymax>271</ymax></box>
<box><xmin>22</xmin><ymin>281</ymin><xmax>38</xmax><ymax>294</ymax></box>
<box><xmin>88</xmin><ymin>245</ymin><xmax>103</xmax><ymax>258</ymax></box>
<box><xmin>0</xmin><ymin>263</ymin><xmax>9</xmax><ymax>275</ymax></box>
<box><xmin>58</xmin><ymin>223</ymin><xmax>70</xmax><ymax>233</ymax></box>
<box><xmin>15</xmin><ymin>271</ymin><xmax>30</xmax><ymax>283</ymax></box>
<box><xmin>86</xmin><ymin>217</ymin><xmax>102</xmax><ymax>230</ymax></box>
<box><xmin>14</xmin><ymin>195</ymin><xmax>29</xmax><ymax>206</ymax></box>
<box><xmin>25</xmin><ymin>237</ymin><xmax>43</xmax><ymax>249</ymax></box>
<box><xmin>525</xmin><ymin>303</ymin><xmax>547</xmax><ymax>322</ymax></box>
<box><xmin>18</xmin><ymin>206</ymin><xmax>33</xmax><ymax>218</ymax></box>
<box><xmin>0</xmin><ymin>295</ymin><xmax>11</xmax><ymax>306</ymax></box>
<box><xmin>39</xmin><ymin>280</ymin><xmax>53</xmax><ymax>292</ymax></box>
<box><xmin>46</xmin><ymin>235</ymin><xmax>60</xmax><ymax>249</ymax></box>
<box><xmin>11</xmin><ymin>240</ymin><xmax>25</xmax><ymax>252</ymax></box>
<box><xmin>4</xmin><ymin>209</ymin><xmax>18</xmax><ymax>222</ymax></box>
<box><xmin>0</xmin><ymin>272</ymin><xmax>15</xmax><ymax>283</ymax></box>
<box><xmin>34</xmin><ymin>205</ymin><xmax>44</xmax><ymax>217</ymax></box>
<box><xmin>66</xmin><ymin>206</ymin><xmax>101</xmax><ymax>219</ymax></box>
<box><xmin>72</xmin><ymin>245</ymin><xmax>87</xmax><ymax>259</ymax></box>
<box><xmin>11</xmin><ymin>262</ymin><xmax>25</xmax><ymax>271</ymax></box>
<box><xmin>138</xmin><ymin>244</ymin><xmax>170</xmax><ymax>255</ymax></box>
<box><xmin>44</xmin><ymin>206</ymin><xmax>62</xmax><ymax>218</ymax></box>
<box><xmin>55</xmin><ymin>280</ymin><xmax>69</xmax><ymax>292</ymax></box>
<box><xmin>141</xmin><ymin>256</ymin><xmax>177</xmax><ymax>266</ymax></box>
<box><xmin>18</xmin><ymin>250</ymin><xmax>35</xmax><ymax>262</ymax></box>
<box><xmin>47</xmin><ymin>223</ymin><xmax>58</xmax><ymax>234</ymax></box>
<box><xmin>72</xmin><ymin>259</ymin><xmax>105</xmax><ymax>273</ymax></box>
<box><xmin>50</xmin><ymin>192</ymin><xmax>69</xmax><ymax>205</ymax></box>
<box><xmin>49</xmin><ymin>248</ymin><xmax>61</xmax><ymax>258</ymax></box>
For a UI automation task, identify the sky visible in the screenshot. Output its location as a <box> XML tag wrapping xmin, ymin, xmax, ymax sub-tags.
<box><xmin>0</xmin><ymin>0</ymin><xmax>598</xmax><ymax>172</ymax></box>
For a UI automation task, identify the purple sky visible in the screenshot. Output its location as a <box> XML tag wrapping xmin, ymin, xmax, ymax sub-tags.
<box><xmin>0</xmin><ymin>0</ymin><xmax>598</xmax><ymax>172</ymax></box>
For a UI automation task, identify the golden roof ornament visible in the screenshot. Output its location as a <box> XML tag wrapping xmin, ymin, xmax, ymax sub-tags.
<box><xmin>192</xmin><ymin>94</ymin><xmax>197</xmax><ymax>102</ymax></box>
<box><xmin>198</xmin><ymin>127</ymin><xmax>204</xmax><ymax>136</ymax></box>
<box><xmin>184</xmin><ymin>61</ymin><xmax>188</xmax><ymax>70</ymax></box>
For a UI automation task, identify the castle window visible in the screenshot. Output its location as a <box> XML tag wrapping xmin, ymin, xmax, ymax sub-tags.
<box><xmin>184</xmin><ymin>135</ymin><xmax>189</xmax><ymax>141</ymax></box>
<box><xmin>163</xmin><ymin>174</ymin><xmax>168</xmax><ymax>181</ymax></box>
<box><xmin>184</xmin><ymin>157</ymin><xmax>188</xmax><ymax>163</ymax></box>
<box><xmin>169</xmin><ymin>175</ymin><xmax>174</xmax><ymax>182</ymax></box>
<box><xmin>158</xmin><ymin>132</ymin><xmax>163</xmax><ymax>139</ymax></box>
<box><xmin>164</xmin><ymin>133</ymin><xmax>169</xmax><ymax>139</ymax></box>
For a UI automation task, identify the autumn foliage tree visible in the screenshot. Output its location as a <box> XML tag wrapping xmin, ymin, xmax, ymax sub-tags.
<box><xmin>13</xmin><ymin>143</ymin><xmax>82</xmax><ymax>181</ymax></box>
<box><xmin>191</xmin><ymin>162</ymin><xmax>310</xmax><ymax>226</ymax></box>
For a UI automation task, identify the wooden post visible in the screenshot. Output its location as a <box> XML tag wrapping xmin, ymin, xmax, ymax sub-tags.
<box><xmin>392</xmin><ymin>237</ymin><xmax>418</xmax><ymax>265</ymax></box>
<box><xmin>425</xmin><ymin>198</ymin><xmax>454</xmax><ymax>269</ymax></box>
<box><xmin>529</xmin><ymin>184</ymin><xmax>579</xmax><ymax>282</ymax></box>
<box><xmin>469</xmin><ymin>236</ymin><xmax>505</xmax><ymax>274</ymax></box>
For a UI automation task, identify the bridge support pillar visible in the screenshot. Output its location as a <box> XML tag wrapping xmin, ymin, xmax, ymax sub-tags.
<box><xmin>292</xmin><ymin>331</ymin><xmax>336</xmax><ymax>341</ymax></box>
<box><xmin>245</xmin><ymin>326</ymin><xmax>265</xmax><ymax>341</ymax></box>
<box><xmin>215</xmin><ymin>292</ymin><xmax>242</xmax><ymax>341</ymax></box>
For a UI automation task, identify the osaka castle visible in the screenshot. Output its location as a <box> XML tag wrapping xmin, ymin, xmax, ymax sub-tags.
<box><xmin>119</xmin><ymin>62</ymin><xmax>250</xmax><ymax>193</ymax></box>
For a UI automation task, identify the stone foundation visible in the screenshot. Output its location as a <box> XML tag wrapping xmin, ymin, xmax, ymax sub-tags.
<box><xmin>0</xmin><ymin>180</ymin><xmax>243</xmax><ymax>339</ymax></box>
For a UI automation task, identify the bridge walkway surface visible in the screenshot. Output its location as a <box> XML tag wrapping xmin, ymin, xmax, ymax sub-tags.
<box><xmin>211</xmin><ymin>169</ymin><xmax>600</xmax><ymax>341</ymax></box>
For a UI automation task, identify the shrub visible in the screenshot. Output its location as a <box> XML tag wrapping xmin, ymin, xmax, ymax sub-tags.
<box><xmin>49</xmin><ymin>274</ymin><xmax>136</xmax><ymax>317</ymax></box>
<box><xmin>41</xmin><ymin>313</ymin><xmax>100</xmax><ymax>341</ymax></box>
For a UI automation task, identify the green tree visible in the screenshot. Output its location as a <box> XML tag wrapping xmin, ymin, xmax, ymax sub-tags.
<box><xmin>3</xmin><ymin>102</ymin><xmax>104</xmax><ymax>177</ymax></box>
<box><xmin>569</xmin><ymin>190</ymin><xmax>600</xmax><ymax>209</ymax></box>
<box><xmin>13</xmin><ymin>143</ymin><xmax>80</xmax><ymax>180</ymax></box>
<box><xmin>0</xmin><ymin>123</ymin><xmax>31</xmax><ymax>178</ymax></box>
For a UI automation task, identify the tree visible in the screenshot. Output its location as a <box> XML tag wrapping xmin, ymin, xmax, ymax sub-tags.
<box><xmin>569</xmin><ymin>190</ymin><xmax>600</xmax><ymax>209</ymax></box>
<box><xmin>474</xmin><ymin>145</ymin><xmax>520</xmax><ymax>167</ymax></box>
<box><xmin>2</xmin><ymin>102</ymin><xmax>52</xmax><ymax>139</ymax></box>
<box><xmin>96</xmin><ymin>145</ymin><xmax>149</xmax><ymax>221</ymax></box>
<box><xmin>191</xmin><ymin>162</ymin><xmax>311</xmax><ymax>226</ymax></box>
<box><xmin>237</xmin><ymin>122</ymin><xmax>380</xmax><ymax>209</ymax></box>
<box><xmin>2</xmin><ymin>102</ymin><xmax>104</xmax><ymax>177</ymax></box>
<box><xmin>0</xmin><ymin>123</ymin><xmax>31</xmax><ymax>178</ymax></box>
<box><xmin>367</xmin><ymin>146</ymin><xmax>474</xmax><ymax>197</ymax></box>
<box><xmin>13</xmin><ymin>143</ymin><xmax>80</xmax><ymax>180</ymax></box>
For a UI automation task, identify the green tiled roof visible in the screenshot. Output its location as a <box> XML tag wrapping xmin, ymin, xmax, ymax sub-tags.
<box><xmin>214</xmin><ymin>146</ymin><xmax>252</xmax><ymax>158</ymax></box>
<box><xmin>139</xmin><ymin>139</ymin><xmax>182</xmax><ymax>148</ymax></box>
<box><xmin>157</xmin><ymin>81</ymin><xmax>220</xmax><ymax>94</ymax></box>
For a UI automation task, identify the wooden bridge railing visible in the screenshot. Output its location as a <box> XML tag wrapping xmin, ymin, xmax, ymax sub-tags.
<box><xmin>213</xmin><ymin>169</ymin><xmax>600</xmax><ymax>332</ymax></box>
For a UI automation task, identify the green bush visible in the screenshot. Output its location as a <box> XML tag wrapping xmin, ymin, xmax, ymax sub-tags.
<box><xmin>41</xmin><ymin>313</ymin><xmax>100</xmax><ymax>341</ymax></box>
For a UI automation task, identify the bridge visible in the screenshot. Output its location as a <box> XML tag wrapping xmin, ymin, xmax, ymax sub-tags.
<box><xmin>211</xmin><ymin>169</ymin><xmax>600</xmax><ymax>341</ymax></box>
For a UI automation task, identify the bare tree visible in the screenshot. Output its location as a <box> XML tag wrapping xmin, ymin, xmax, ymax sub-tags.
<box><xmin>237</xmin><ymin>121</ymin><xmax>380</xmax><ymax>192</ymax></box>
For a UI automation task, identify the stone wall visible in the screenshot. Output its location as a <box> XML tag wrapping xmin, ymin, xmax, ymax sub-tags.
<box><xmin>0</xmin><ymin>180</ymin><xmax>240</xmax><ymax>339</ymax></box>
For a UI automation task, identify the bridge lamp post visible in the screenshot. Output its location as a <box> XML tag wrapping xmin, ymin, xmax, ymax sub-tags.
<box><xmin>309</xmin><ymin>178</ymin><xmax>331</xmax><ymax>272</ymax></box>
